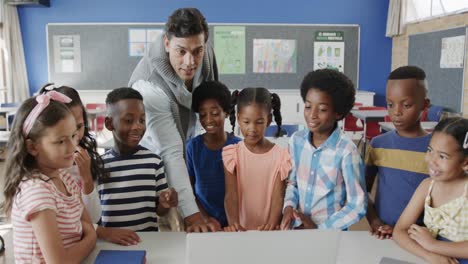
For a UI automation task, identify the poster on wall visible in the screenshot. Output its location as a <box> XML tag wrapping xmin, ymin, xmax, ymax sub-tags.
<box><xmin>214</xmin><ymin>26</ymin><xmax>246</xmax><ymax>74</ymax></box>
<box><xmin>53</xmin><ymin>35</ymin><xmax>82</xmax><ymax>73</ymax></box>
<box><xmin>313</xmin><ymin>31</ymin><xmax>344</xmax><ymax>72</ymax></box>
<box><xmin>253</xmin><ymin>39</ymin><xmax>297</xmax><ymax>73</ymax></box>
<box><xmin>128</xmin><ymin>28</ymin><xmax>163</xmax><ymax>56</ymax></box>
<box><xmin>128</xmin><ymin>29</ymin><xmax>146</xmax><ymax>56</ymax></box>
<box><xmin>440</xmin><ymin>35</ymin><xmax>465</xmax><ymax>68</ymax></box>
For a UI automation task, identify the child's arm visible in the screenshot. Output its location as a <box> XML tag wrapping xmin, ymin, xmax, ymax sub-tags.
<box><xmin>30</xmin><ymin>209</ymin><xmax>96</xmax><ymax>264</ymax></box>
<box><xmin>259</xmin><ymin>174</ymin><xmax>285</xmax><ymax>231</ymax></box>
<box><xmin>189</xmin><ymin>176</ymin><xmax>222</xmax><ymax>230</ymax></box>
<box><xmin>408</xmin><ymin>224</ymin><xmax>468</xmax><ymax>259</ymax></box>
<box><xmin>280</xmin><ymin>138</ymin><xmax>299</xmax><ymax>230</ymax></box>
<box><xmin>74</xmin><ymin>147</ymin><xmax>102</xmax><ymax>223</ymax></box>
<box><xmin>366</xmin><ymin>198</ymin><xmax>393</xmax><ymax>239</ymax></box>
<box><xmin>96</xmin><ymin>227</ymin><xmax>141</xmax><ymax>246</ymax></box>
<box><xmin>156</xmin><ymin>187</ymin><xmax>178</xmax><ymax>216</ymax></box>
<box><xmin>318</xmin><ymin>151</ymin><xmax>367</xmax><ymax>229</ymax></box>
<box><xmin>224</xmin><ymin>166</ymin><xmax>243</xmax><ymax>231</ymax></box>
<box><xmin>364</xmin><ymin>143</ymin><xmax>378</xmax><ymax>193</ymax></box>
<box><xmin>74</xmin><ymin>146</ymin><xmax>94</xmax><ymax>194</ymax></box>
<box><xmin>393</xmin><ymin>179</ymin><xmax>457</xmax><ymax>263</ymax></box>
<box><xmin>365</xmin><ymin>164</ymin><xmax>392</xmax><ymax>238</ymax></box>
<box><xmin>363</xmin><ymin>143</ymin><xmax>392</xmax><ymax>238</ymax></box>
<box><xmin>184</xmin><ymin>145</ymin><xmax>221</xmax><ymax>232</ymax></box>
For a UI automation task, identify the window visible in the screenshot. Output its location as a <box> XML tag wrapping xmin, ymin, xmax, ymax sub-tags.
<box><xmin>0</xmin><ymin>26</ymin><xmax>5</xmax><ymax>104</ymax></box>
<box><xmin>405</xmin><ymin>0</ymin><xmax>468</xmax><ymax>23</ymax></box>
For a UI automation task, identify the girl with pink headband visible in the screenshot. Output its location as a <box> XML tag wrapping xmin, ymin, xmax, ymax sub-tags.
<box><xmin>3</xmin><ymin>92</ymin><xmax>96</xmax><ymax>263</ymax></box>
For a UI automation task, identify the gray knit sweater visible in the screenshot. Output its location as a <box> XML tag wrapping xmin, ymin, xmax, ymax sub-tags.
<box><xmin>128</xmin><ymin>33</ymin><xmax>218</xmax><ymax>217</ymax></box>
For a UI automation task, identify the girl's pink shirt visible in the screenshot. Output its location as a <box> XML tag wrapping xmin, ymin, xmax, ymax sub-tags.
<box><xmin>223</xmin><ymin>141</ymin><xmax>292</xmax><ymax>230</ymax></box>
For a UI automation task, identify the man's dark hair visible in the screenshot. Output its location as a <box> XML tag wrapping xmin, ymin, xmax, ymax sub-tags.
<box><xmin>165</xmin><ymin>8</ymin><xmax>209</xmax><ymax>42</ymax></box>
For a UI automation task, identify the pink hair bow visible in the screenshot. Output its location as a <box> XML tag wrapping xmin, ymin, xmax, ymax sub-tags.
<box><xmin>22</xmin><ymin>91</ymin><xmax>72</xmax><ymax>137</ymax></box>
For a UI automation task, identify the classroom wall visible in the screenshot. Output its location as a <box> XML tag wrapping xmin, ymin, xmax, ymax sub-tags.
<box><xmin>392</xmin><ymin>12</ymin><xmax>468</xmax><ymax>116</ymax></box>
<box><xmin>17</xmin><ymin>0</ymin><xmax>392</xmax><ymax>106</ymax></box>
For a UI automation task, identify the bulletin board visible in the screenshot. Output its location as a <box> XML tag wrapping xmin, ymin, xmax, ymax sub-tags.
<box><xmin>47</xmin><ymin>23</ymin><xmax>360</xmax><ymax>91</ymax></box>
<box><xmin>408</xmin><ymin>26</ymin><xmax>467</xmax><ymax>112</ymax></box>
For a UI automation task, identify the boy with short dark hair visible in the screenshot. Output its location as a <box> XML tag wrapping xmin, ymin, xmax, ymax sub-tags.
<box><xmin>366</xmin><ymin>66</ymin><xmax>431</xmax><ymax>239</ymax></box>
<box><xmin>97</xmin><ymin>87</ymin><xmax>178</xmax><ymax>245</ymax></box>
<box><xmin>281</xmin><ymin>69</ymin><xmax>367</xmax><ymax>230</ymax></box>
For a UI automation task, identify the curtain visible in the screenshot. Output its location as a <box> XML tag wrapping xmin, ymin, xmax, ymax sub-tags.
<box><xmin>386</xmin><ymin>0</ymin><xmax>405</xmax><ymax>37</ymax></box>
<box><xmin>1</xmin><ymin>0</ymin><xmax>29</xmax><ymax>103</ymax></box>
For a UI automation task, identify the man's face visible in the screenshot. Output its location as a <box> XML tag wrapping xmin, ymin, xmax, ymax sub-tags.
<box><xmin>164</xmin><ymin>33</ymin><xmax>206</xmax><ymax>87</ymax></box>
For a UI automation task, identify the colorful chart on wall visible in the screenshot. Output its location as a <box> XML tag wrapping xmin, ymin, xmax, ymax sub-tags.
<box><xmin>253</xmin><ymin>39</ymin><xmax>297</xmax><ymax>73</ymax></box>
<box><xmin>128</xmin><ymin>28</ymin><xmax>163</xmax><ymax>56</ymax></box>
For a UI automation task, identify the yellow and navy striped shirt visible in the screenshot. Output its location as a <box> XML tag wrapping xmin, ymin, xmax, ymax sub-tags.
<box><xmin>365</xmin><ymin>130</ymin><xmax>431</xmax><ymax>226</ymax></box>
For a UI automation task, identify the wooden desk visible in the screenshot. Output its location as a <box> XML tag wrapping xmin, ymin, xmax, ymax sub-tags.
<box><xmin>379</xmin><ymin>121</ymin><xmax>438</xmax><ymax>133</ymax></box>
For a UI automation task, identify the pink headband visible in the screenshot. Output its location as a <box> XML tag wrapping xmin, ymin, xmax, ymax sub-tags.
<box><xmin>22</xmin><ymin>91</ymin><xmax>72</xmax><ymax>137</ymax></box>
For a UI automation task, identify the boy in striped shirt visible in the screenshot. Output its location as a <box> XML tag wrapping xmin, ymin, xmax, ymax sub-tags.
<box><xmin>97</xmin><ymin>87</ymin><xmax>178</xmax><ymax>246</ymax></box>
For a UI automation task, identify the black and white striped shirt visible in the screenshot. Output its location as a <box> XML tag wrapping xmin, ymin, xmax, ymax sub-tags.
<box><xmin>99</xmin><ymin>145</ymin><xmax>168</xmax><ymax>231</ymax></box>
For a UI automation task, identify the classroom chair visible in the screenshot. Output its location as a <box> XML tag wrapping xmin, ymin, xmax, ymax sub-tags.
<box><xmin>265</xmin><ymin>124</ymin><xmax>299</xmax><ymax>137</ymax></box>
<box><xmin>355</xmin><ymin>106</ymin><xmax>387</xmax><ymax>152</ymax></box>
<box><xmin>85</xmin><ymin>103</ymin><xmax>106</xmax><ymax>132</ymax></box>
<box><xmin>342</xmin><ymin>103</ymin><xmax>365</xmax><ymax>134</ymax></box>
<box><xmin>343</xmin><ymin>114</ymin><xmax>364</xmax><ymax>133</ymax></box>
<box><xmin>358</xmin><ymin>106</ymin><xmax>386</xmax><ymax>140</ymax></box>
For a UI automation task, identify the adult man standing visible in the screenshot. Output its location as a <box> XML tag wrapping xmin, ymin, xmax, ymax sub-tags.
<box><xmin>129</xmin><ymin>8</ymin><xmax>218</xmax><ymax>232</ymax></box>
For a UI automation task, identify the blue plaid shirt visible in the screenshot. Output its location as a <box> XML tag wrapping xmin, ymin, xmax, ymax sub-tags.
<box><xmin>283</xmin><ymin>127</ymin><xmax>367</xmax><ymax>230</ymax></box>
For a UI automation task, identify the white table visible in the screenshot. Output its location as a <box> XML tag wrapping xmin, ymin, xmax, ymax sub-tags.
<box><xmin>351</xmin><ymin>110</ymin><xmax>389</xmax><ymax>123</ymax></box>
<box><xmin>336</xmin><ymin>231</ymin><xmax>425</xmax><ymax>264</ymax></box>
<box><xmin>0</xmin><ymin>230</ymin><xmax>428</xmax><ymax>264</ymax></box>
<box><xmin>83</xmin><ymin>232</ymin><xmax>186</xmax><ymax>264</ymax></box>
<box><xmin>350</xmin><ymin>110</ymin><xmax>388</xmax><ymax>157</ymax></box>
<box><xmin>0</xmin><ymin>107</ymin><xmax>18</xmax><ymax>115</ymax></box>
<box><xmin>186</xmin><ymin>230</ymin><xmax>340</xmax><ymax>264</ymax></box>
<box><xmin>379</xmin><ymin>121</ymin><xmax>438</xmax><ymax>133</ymax></box>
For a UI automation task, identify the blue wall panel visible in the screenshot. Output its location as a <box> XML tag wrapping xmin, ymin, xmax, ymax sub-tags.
<box><xmin>18</xmin><ymin>0</ymin><xmax>391</xmax><ymax>106</ymax></box>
